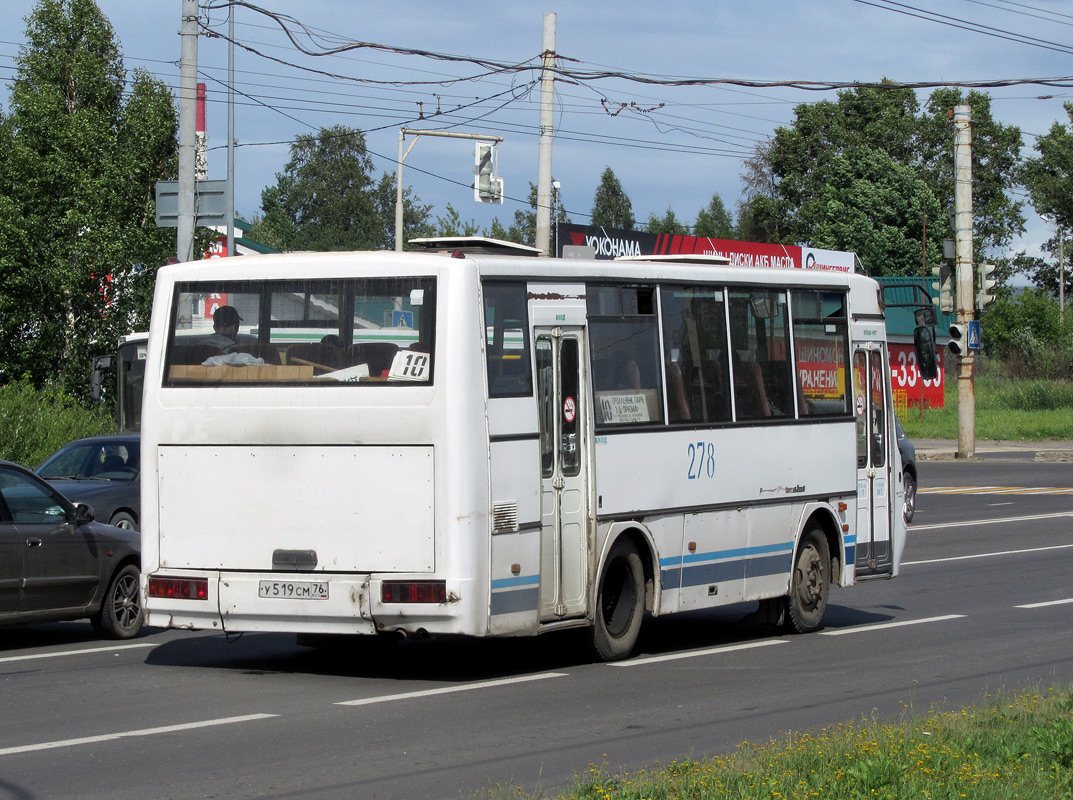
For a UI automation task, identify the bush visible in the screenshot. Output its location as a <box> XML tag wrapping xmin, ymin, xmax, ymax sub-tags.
<box><xmin>0</xmin><ymin>379</ymin><xmax>113</xmax><ymax>467</ymax></box>
<box><xmin>983</xmin><ymin>290</ymin><xmax>1073</xmax><ymax>379</ymax></box>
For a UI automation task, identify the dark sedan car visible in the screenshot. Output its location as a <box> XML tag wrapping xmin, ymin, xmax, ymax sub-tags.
<box><xmin>0</xmin><ymin>459</ymin><xmax>143</xmax><ymax>638</ymax></box>
<box><xmin>37</xmin><ymin>434</ymin><xmax>140</xmax><ymax>531</ymax></box>
<box><xmin>895</xmin><ymin>418</ymin><xmax>917</xmax><ymax>523</ymax></box>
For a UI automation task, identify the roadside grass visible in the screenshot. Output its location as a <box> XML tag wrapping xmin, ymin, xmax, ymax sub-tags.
<box><xmin>492</xmin><ymin>685</ymin><xmax>1073</xmax><ymax>800</ymax></box>
<box><xmin>900</xmin><ymin>374</ymin><xmax>1073</xmax><ymax>441</ymax></box>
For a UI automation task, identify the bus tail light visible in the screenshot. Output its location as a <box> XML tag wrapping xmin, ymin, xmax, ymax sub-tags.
<box><xmin>381</xmin><ymin>581</ymin><xmax>446</xmax><ymax>604</ymax></box>
<box><xmin>148</xmin><ymin>576</ymin><xmax>209</xmax><ymax>601</ymax></box>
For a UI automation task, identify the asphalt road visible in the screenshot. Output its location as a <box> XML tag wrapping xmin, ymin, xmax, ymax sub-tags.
<box><xmin>1</xmin><ymin>459</ymin><xmax>1071</xmax><ymax>800</ymax></box>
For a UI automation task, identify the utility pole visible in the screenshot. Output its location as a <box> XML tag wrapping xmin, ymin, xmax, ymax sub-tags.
<box><xmin>177</xmin><ymin>0</ymin><xmax>199</xmax><ymax>262</ymax></box>
<box><xmin>534</xmin><ymin>12</ymin><xmax>556</xmax><ymax>257</ymax></box>
<box><xmin>226</xmin><ymin>4</ymin><xmax>235</xmax><ymax>258</ymax></box>
<box><xmin>953</xmin><ymin>105</ymin><xmax>975</xmax><ymax>458</ymax></box>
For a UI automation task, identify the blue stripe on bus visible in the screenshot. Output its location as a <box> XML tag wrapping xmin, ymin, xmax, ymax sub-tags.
<box><xmin>491</xmin><ymin>586</ymin><xmax>539</xmax><ymax>615</ymax></box>
<box><xmin>660</xmin><ymin>541</ymin><xmax>795</xmax><ymax>569</ymax></box>
<box><xmin>491</xmin><ymin>574</ymin><xmax>540</xmax><ymax>590</ymax></box>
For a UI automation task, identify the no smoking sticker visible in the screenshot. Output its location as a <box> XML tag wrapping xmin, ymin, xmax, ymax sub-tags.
<box><xmin>563</xmin><ymin>396</ymin><xmax>576</xmax><ymax>423</ymax></box>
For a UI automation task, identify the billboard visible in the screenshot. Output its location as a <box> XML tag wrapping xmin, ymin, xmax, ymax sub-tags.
<box><xmin>557</xmin><ymin>223</ymin><xmax>856</xmax><ymax>273</ymax></box>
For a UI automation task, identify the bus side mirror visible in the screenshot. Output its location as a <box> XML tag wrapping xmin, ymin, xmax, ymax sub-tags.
<box><xmin>913</xmin><ymin>326</ymin><xmax>938</xmax><ymax>381</ymax></box>
<box><xmin>89</xmin><ymin>355</ymin><xmax>112</xmax><ymax>402</ymax></box>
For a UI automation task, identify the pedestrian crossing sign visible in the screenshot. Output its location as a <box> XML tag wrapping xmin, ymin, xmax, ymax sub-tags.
<box><xmin>967</xmin><ymin>320</ymin><xmax>981</xmax><ymax>350</ymax></box>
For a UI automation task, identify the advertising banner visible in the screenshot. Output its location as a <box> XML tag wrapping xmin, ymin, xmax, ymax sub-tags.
<box><xmin>557</xmin><ymin>223</ymin><xmax>855</xmax><ymax>273</ymax></box>
<box><xmin>889</xmin><ymin>343</ymin><xmax>944</xmax><ymax>408</ymax></box>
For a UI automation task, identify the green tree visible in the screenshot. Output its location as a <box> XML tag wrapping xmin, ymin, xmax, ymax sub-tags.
<box><xmin>694</xmin><ymin>194</ymin><xmax>735</xmax><ymax>239</ymax></box>
<box><xmin>249</xmin><ymin>125</ymin><xmax>433</xmax><ymax>252</ymax></box>
<box><xmin>0</xmin><ymin>0</ymin><xmax>177</xmax><ymax>396</ymax></box>
<box><xmin>746</xmin><ymin>83</ymin><xmax>1024</xmax><ymax>277</ymax></box>
<box><xmin>508</xmin><ymin>181</ymin><xmax>568</xmax><ymax>247</ymax></box>
<box><xmin>1020</xmin><ymin>102</ymin><xmax>1073</xmax><ymax>299</ymax></box>
<box><xmin>647</xmin><ymin>207</ymin><xmax>689</xmax><ymax>235</ymax></box>
<box><xmin>434</xmin><ymin>203</ymin><xmax>481</xmax><ymax>237</ymax></box>
<box><xmin>373</xmin><ymin>171</ymin><xmax>434</xmax><ymax>249</ymax></box>
<box><xmin>803</xmin><ymin>147</ymin><xmax>943</xmax><ymax>277</ymax></box>
<box><xmin>591</xmin><ymin>167</ymin><xmax>634</xmax><ymax>230</ymax></box>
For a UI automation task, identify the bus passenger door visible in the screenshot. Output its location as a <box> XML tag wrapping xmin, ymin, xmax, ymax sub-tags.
<box><xmin>853</xmin><ymin>346</ymin><xmax>894</xmax><ymax>577</ymax></box>
<box><xmin>535</xmin><ymin>328</ymin><xmax>590</xmax><ymax>620</ymax></box>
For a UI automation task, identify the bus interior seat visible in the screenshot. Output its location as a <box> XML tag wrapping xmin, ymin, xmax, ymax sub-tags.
<box><xmin>346</xmin><ymin>342</ymin><xmax>399</xmax><ymax>376</ymax></box>
<box><xmin>229</xmin><ymin>342</ymin><xmax>282</xmax><ymax>365</ymax></box>
<box><xmin>171</xmin><ymin>344</ymin><xmax>223</xmax><ymax>365</ymax></box>
<box><xmin>734</xmin><ymin>359</ymin><xmax>771</xmax><ymax>418</ymax></box>
<box><xmin>667</xmin><ymin>361</ymin><xmax>691</xmax><ymax>421</ymax></box>
<box><xmin>286</xmin><ymin>342</ymin><xmax>344</xmax><ymax>372</ymax></box>
<box><xmin>615</xmin><ymin>356</ymin><xmax>642</xmax><ymax>390</ymax></box>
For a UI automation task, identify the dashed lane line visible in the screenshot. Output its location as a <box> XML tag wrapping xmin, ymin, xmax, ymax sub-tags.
<box><xmin>920</xmin><ymin>486</ymin><xmax>1073</xmax><ymax>496</ymax></box>
<box><xmin>819</xmin><ymin>614</ymin><xmax>966</xmax><ymax>637</ymax></box>
<box><xmin>910</xmin><ymin>511</ymin><xmax>1073</xmax><ymax>532</ymax></box>
<box><xmin>903</xmin><ymin>542</ymin><xmax>1073</xmax><ymax>567</ymax></box>
<box><xmin>334</xmin><ymin>672</ymin><xmax>568</xmax><ymax>706</ymax></box>
<box><xmin>0</xmin><ymin>641</ymin><xmax>158</xmax><ymax>665</ymax></box>
<box><xmin>1015</xmin><ymin>597</ymin><xmax>1073</xmax><ymax>609</ymax></box>
<box><xmin>609</xmin><ymin>638</ymin><xmax>787</xmax><ymax>667</ymax></box>
<box><xmin>0</xmin><ymin>714</ymin><xmax>278</xmax><ymax>757</ymax></box>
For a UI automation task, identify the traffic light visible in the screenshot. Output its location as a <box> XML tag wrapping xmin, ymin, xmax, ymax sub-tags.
<box><xmin>930</xmin><ymin>264</ymin><xmax>953</xmax><ymax>313</ymax></box>
<box><xmin>473</xmin><ymin>141</ymin><xmax>503</xmax><ymax>204</ymax></box>
<box><xmin>977</xmin><ymin>262</ymin><xmax>997</xmax><ymax>310</ymax></box>
<box><xmin>948</xmin><ymin>322</ymin><xmax>969</xmax><ymax>357</ymax></box>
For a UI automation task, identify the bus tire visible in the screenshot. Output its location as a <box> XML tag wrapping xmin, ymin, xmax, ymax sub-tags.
<box><xmin>786</xmin><ymin>528</ymin><xmax>830</xmax><ymax>634</ymax></box>
<box><xmin>590</xmin><ymin>538</ymin><xmax>645</xmax><ymax>662</ymax></box>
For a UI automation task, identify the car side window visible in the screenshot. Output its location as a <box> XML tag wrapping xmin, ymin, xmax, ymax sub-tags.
<box><xmin>0</xmin><ymin>468</ymin><xmax>68</xmax><ymax>524</ymax></box>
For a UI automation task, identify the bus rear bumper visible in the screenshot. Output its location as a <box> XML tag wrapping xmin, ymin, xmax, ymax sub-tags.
<box><xmin>145</xmin><ymin>571</ymin><xmax>474</xmax><ymax>637</ymax></box>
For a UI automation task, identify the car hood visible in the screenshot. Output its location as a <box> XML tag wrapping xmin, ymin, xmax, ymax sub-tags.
<box><xmin>45</xmin><ymin>477</ymin><xmax>134</xmax><ymax>504</ymax></box>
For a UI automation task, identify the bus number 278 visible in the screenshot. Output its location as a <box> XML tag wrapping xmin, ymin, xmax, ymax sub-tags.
<box><xmin>687</xmin><ymin>441</ymin><xmax>716</xmax><ymax>480</ymax></box>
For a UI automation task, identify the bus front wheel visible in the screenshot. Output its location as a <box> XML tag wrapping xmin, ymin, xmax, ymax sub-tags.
<box><xmin>786</xmin><ymin>529</ymin><xmax>830</xmax><ymax>634</ymax></box>
<box><xmin>590</xmin><ymin>538</ymin><xmax>645</xmax><ymax>662</ymax></box>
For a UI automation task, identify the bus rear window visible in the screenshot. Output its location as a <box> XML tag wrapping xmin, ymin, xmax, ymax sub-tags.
<box><xmin>164</xmin><ymin>277</ymin><xmax>435</xmax><ymax>386</ymax></box>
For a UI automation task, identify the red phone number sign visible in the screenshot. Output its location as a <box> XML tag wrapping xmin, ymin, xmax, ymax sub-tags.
<box><xmin>889</xmin><ymin>343</ymin><xmax>944</xmax><ymax>408</ymax></box>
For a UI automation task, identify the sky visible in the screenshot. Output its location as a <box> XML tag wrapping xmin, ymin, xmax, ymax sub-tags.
<box><xmin>2</xmin><ymin>0</ymin><xmax>1072</xmax><ymax>263</ymax></box>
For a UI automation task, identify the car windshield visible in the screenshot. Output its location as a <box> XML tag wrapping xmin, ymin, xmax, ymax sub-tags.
<box><xmin>37</xmin><ymin>442</ymin><xmax>139</xmax><ymax>482</ymax></box>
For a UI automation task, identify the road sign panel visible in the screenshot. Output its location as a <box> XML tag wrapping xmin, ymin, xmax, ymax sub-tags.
<box><xmin>967</xmin><ymin>320</ymin><xmax>981</xmax><ymax>350</ymax></box>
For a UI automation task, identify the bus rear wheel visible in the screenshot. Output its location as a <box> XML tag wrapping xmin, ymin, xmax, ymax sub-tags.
<box><xmin>590</xmin><ymin>538</ymin><xmax>645</xmax><ymax>662</ymax></box>
<box><xmin>786</xmin><ymin>529</ymin><xmax>830</xmax><ymax>634</ymax></box>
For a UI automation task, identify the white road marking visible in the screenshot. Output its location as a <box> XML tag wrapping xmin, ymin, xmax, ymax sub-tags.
<box><xmin>903</xmin><ymin>542</ymin><xmax>1073</xmax><ymax>567</ymax></box>
<box><xmin>610</xmin><ymin>638</ymin><xmax>786</xmax><ymax>667</ymax></box>
<box><xmin>335</xmin><ymin>672</ymin><xmax>567</xmax><ymax>706</ymax></box>
<box><xmin>1016</xmin><ymin>597</ymin><xmax>1073</xmax><ymax>609</ymax></box>
<box><xmin>0</xmin><ymin>641</ymin><xmax>158</xmax><ymax>665</ymax></box>
<box><xmin>910</xmin><ymin>511</ymin><xmax>1073</xmax><ymax>532</ymax></box>
<box><xmin>0</xmin><ymin>714</ymin><xmax>278</xmax><ymax>757</ymax></box>
<box><xmin>819</xmin><ymin>614</ymin><xmax>965</xmax><ymax>637</ymax></box>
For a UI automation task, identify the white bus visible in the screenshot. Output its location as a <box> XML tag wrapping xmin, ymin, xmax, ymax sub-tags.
<box><xmin>141</xmin><ymin>243</ymin><xmax>906</xmax><ymax>660</ymax></box>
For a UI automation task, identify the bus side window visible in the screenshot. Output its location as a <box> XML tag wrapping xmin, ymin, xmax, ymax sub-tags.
<box><xmin>588</xmin><ymin>285</ymin><xmax>663</xmax><ymax>428</ymax></box>
<box><xmin>483</xmin><ymin>281</ymin><xmax>532</xmax><ymax>398</ymax></box>
<box><xmin>659</xmin><ymin>285</ymin><xmax>731</xmax><ymax>425</ymax></box>
<box><xmin>729</xmin><ymin>290</ymin><xmax>791</xmax><ymax>421</ymax></box>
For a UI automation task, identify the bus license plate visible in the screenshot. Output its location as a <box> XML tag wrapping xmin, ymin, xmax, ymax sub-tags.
<box><xmin>258</xmin><ymin>580</ymin><xmax>328</xmax><ymax>599</ymax></box>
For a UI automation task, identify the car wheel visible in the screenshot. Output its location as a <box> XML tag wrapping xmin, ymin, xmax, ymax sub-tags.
<box><xmin>109</xmin><ymin>511</ymin><xmax>138</xmax><ymax>531</ymax></box>
<box><xmin>903</xmin><ymin>472</ymin><xmax>917</xmax><ymax>523</ymax></box>
<box><xmin>91</xmin><ymin>563</ymin><xmax>144</xmax><ymax>640</ymax></box>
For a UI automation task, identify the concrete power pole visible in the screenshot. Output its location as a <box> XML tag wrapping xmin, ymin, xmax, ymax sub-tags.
<box><xmin>953</xmin><ymin>105</ymin><xmax>975</xmax><ymax>458</ymax></box>
<box><xmin>534</xmin><ymin>13</ymin><xmax>556</xmax><ymax>257</ymax></box>
<box><xmin>177</xmin><ymin>0</ymin><xmax>199</xmax><ymax>262</ymax></box>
